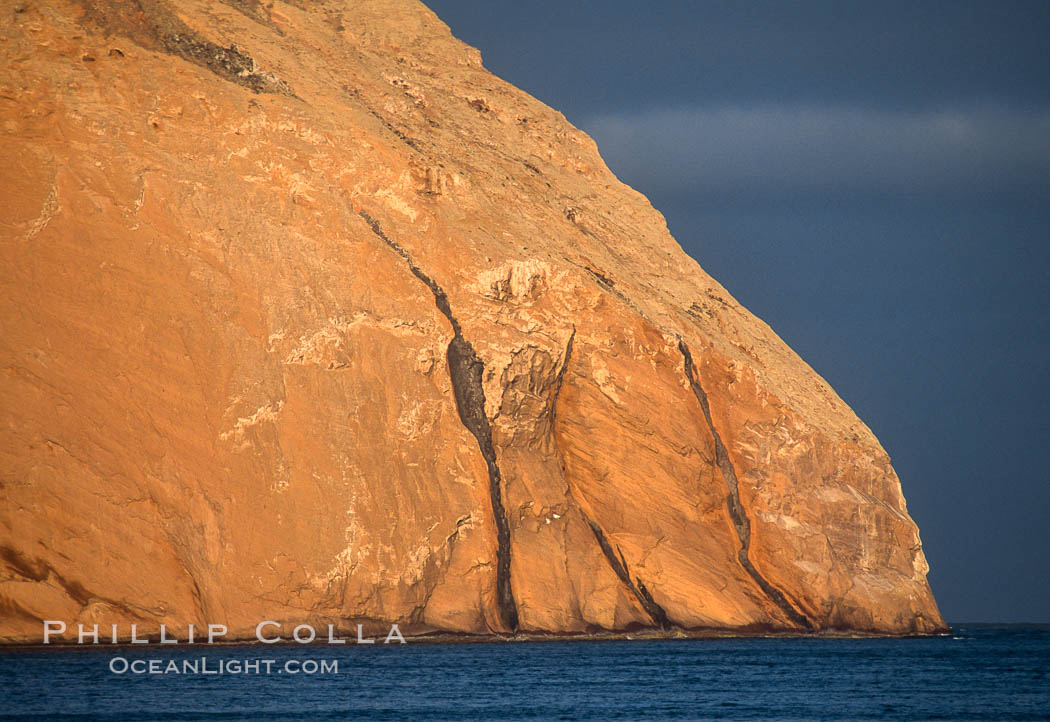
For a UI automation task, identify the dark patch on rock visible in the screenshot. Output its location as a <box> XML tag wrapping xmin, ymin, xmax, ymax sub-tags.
<box><xmin>74</xmin><ymin>0</ymin><xmax>293</xmax><ymax>95</ymax></box>
<box><xmin>217</xmin><ymin>0</ymin><xmax>283</xmax><ymax>35</ymax></box>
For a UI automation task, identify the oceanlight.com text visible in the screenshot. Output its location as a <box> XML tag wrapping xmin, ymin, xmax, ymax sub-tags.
<box><xmin>108</xmin><ymin>657</ymin><xmax>339</xmax><ymax>675</ymax></box>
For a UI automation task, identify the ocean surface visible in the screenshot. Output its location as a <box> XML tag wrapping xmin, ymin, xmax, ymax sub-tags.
<box><xmin>1</xmin><ymin>625</ymin><xmax>1048</xmax><ymax>720</ymax></box>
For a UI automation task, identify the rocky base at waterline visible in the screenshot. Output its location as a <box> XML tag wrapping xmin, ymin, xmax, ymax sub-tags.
<box><xmin>0</xmin><ymin>0</ymin><xmax>946</xmax><ymax>643</ymax></box>
<box><xmin>24</xmin><ymin>620</ymin><xmax>954</xmax><ymax>649</ymax></box>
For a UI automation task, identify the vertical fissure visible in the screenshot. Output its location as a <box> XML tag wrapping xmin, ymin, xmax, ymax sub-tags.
<box><xmin>579</xmin><ymin>510</ymin><xmax>673</xmax><ymax>630</ymax></box>
<box><xmin>549</xmin><ymin>329</ymin><xmax>673</xmax><ymax>630</ymax></box>
<box><xmin>548</xmin><ymin>327</ymin><xmax>576</xmax><ymax>425</ymax></box>
<box><xmin>677</xmin><ymin>338</ymin><xmax>812</xmax><ymax>629</ymax></box>
<box><xmin>359</xmin><ymin>211</ymin><xmax>518</xmax><ymax>632</ymax></box>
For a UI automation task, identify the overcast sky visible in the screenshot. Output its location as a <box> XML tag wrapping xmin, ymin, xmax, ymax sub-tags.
<box><xmin>425</xmin><ymin>0</ymin><xmax>1050</xmax><ymax>623</ymax></box>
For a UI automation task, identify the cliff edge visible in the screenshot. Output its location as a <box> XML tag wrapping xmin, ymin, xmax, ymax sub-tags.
<box><xmin>0</xmin><ymin>0</ymin><xmax>946</xmax><ymax>641</ymax></box>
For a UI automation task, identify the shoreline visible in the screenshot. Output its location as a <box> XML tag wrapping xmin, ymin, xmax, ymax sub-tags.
<box><xmin>0</xmin><ymin>626</ymin><xmax>954</xmax><ymax>650</ymax></box>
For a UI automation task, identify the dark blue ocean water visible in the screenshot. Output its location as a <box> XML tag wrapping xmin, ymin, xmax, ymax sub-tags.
<box><xmin>1</xmin><ymin>625</ymin><xmax>1048</xmax><ymax>720</ymax></box>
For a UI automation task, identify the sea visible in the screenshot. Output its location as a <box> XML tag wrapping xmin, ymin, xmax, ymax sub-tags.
<box><xmin>1</xmin><ymin>625</ymin><xmax>1047</xmax><ymax>720</ymax></box>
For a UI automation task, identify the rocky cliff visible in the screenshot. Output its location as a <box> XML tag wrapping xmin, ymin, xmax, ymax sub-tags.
<box><xmin>0</xmin><ymin>0</ymin><xmax>946</xmax><ymax>641</ymax></box>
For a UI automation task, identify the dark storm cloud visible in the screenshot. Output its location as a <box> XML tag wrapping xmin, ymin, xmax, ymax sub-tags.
<box><xmin>428</xmin><ymin>0</ymin><xmax>1050</xmax><ymax>117</ymax></box>
<box><xmin>583</xmin><ymin>104</ymin><xmax>1050</xmax><ymax>195</ymax></box>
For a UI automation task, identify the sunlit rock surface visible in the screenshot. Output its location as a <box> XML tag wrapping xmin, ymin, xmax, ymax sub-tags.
<box><xmin>0</xmin><ymin>0</ymin><xmax>946</xmax><ymax>641</ymax></box>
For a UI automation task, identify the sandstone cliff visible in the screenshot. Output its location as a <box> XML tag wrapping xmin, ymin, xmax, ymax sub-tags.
<box><xmin>0</xmin><ymin>0</ymin><xmax>946</xmax><ymax>641</ymax></box>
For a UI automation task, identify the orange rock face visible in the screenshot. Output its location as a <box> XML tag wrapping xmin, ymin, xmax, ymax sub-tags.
<box><xmin>0</xmin><ymin>0</ymin><xmax>946</xmax><ymax>641</ymax></box>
